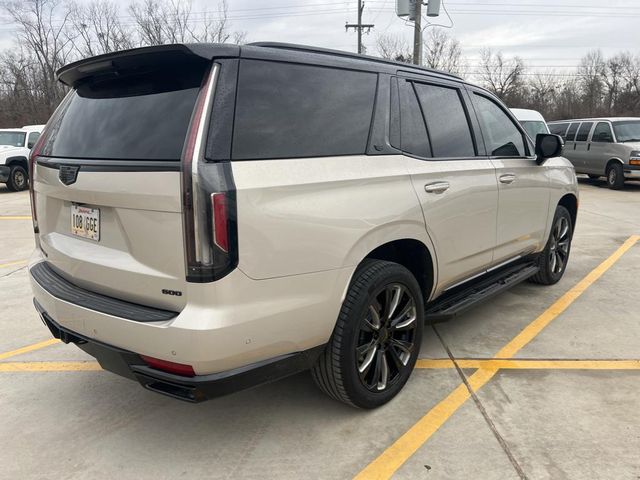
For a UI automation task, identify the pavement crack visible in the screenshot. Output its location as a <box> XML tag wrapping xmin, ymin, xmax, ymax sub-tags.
<box><xmin>1</xmin><ymin>265</ymin><xmax>26</xmax><ymax>278</ymax></box>
<box><xmin>432</xmin><ymin>325</ymin><xmax>529</xmax><ymax>480</ymax></box>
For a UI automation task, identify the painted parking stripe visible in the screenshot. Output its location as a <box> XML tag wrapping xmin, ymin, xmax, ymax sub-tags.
<box><xmin>0</xmin><ymin>361</ymin><xmax>101</xmax><ymax>372</ymax></box>
<box><xmin>0</xmin><ymin>259</ymin><xmax>28</xmax><ymax>269</ymax></box>
<box><xmin>416</xmin><ymin>359</ymin><xmax>640</xmax><ymax>370</ymax></box>
<box><xmin>0</xmin><ymin>216</ymin><xmax>31</xmax><ymax>220</ymax></box>
<box><xmin>0</xmin><ymin>339</ymin><xmax>59</xmax><ymax>361</ymax></box>
<box><xmin>354</xmin><ymin>235</ymin><xmax>640</xmax><ymax>480</ymax></box>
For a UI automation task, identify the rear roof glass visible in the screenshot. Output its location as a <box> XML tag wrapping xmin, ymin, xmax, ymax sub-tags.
<box><xmin>41</xmin><ymin>66</ymin><xmax>206</xmax><ymax>161</ymax></box>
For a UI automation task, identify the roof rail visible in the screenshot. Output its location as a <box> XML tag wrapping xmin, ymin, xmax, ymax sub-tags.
<box><xmin>249</xmin><ymin>42</ymin><xmax>462</xmax><ymax>80</ymax></box>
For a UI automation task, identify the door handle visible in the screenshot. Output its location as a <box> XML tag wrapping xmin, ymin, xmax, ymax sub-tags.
<box><xmin>499</xmin><ymin>173</ymin><xmax>516</xmax><ymax>184</ymax></box>
<box><xmin>424</xmin><ymin>181</ymin><xmax>450</xmax><ymax>194</ymax></box>
<box><xmin>587</xmin><ymin>143</ymin><xmax>591</xmax><ymax>151</ymax></box>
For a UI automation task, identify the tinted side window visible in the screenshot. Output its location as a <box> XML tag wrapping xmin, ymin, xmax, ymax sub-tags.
<box><xmin>592</xmin><ymin>122</ymin><xmax>613</xmax><ymax>142</ymax></box>
<box><xmin>565</xmin><ymin>122</ymin><xmax>579</xmax><ymax>141</ymax></box>
<box><xmin>575</xmin><ymin>122</ymin><xmax>593</xmax><ymax>142</ymax></box>
<box><xmin>549</xmin><ymin>123</ymin><xmax>569</xmax><ymax>137</ymax></box>
<box><xmin>398</xmin><ymin>80</ymin><xmax>431</xmax><ymax>157</ymax></box>
<box><xmin>413</xmin><ymin>83</ymin><xmax>475</xmax><ymax>157</ymax></box>
<box><xmin>232</xmin><ymin>60</ymin><xmax>377</xmax><ymax>160</ymax></box>
<box><xmin>473</xmin><ymin>94</ymin><xmax>526</xmax><ymax>157</ymax></box>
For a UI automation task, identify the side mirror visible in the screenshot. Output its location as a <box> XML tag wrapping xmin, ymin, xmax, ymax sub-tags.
<box><xmin>535</xmin><ymin>134</ymin><xmax>563</xmax><ymax>165</ymax></box>
<box><xmin>27</xmin><ymin>142</ymin><xmax>34</xmax><ymax>149</ymax></box>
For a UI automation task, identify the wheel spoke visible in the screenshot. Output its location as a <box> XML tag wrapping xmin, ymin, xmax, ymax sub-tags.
<box><xmin>364</xmin><ymin>305</ymin><xmax>381</xmax><ymax>331</ymax></box>
<box><xmin>387</xmin><ymin>344</ymin><xmax>406</xmax><ymax>370</ymax></box>
<box><xmin>376</xmin><ymin>350</ymin><xmax>389</xmax><ymax>391</ymax></box>
<box><xmin>558</xmin><ymin>218</ymin><xmax>569</xmax><ymax>240</ymax></box>
<box><xmin>549</xmin><ymin>251</ymin><xmax>557</xmax><ymax>272</ymax></box>
<box><xmin>358</xmin><ymin>342</ymin><xmax>377</xmax><ymax>374</ymax></box>
<box><xmin>390</xmin><ymin>302</ymin><xmax>416</xmax><ymax>329</ymax></box>
<box><xmin>385</xmin><ymin>285</ymin><xmax>403</xmax><ymax>321</ymax></box>
<box><xmin>555</xmin><ymin>251</ymin><xmax>565</xmax><ymax>273</ymax></box>
<box><xmin>558</xmin><ymin>240</ymin><xmax>570</xmax><ymax>255</ymax></box>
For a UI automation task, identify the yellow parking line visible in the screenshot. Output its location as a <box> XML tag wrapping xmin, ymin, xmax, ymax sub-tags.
<box><xmin>416</xmin><ymin>359</ymin><xmax>640</xmax><ymax>370</ymax></box>
<box><xmin>0</xmin><ymin>259</ymin><xmax>28</xmax><ymax>269</ymax></box>
<box><xmin>0</xmin><ymin>339</ymin><xmax>59</xmax><ymax>361</ymax></box>
<box><xmin>0</xmin><ymin>215</ymin><xmax>31</xmax><ymax>220</ymax></box>
<box><xmin>355</xmin><ymin>235</ymin><xmax>640</xmax><ymax>480</ymax></box>
<box><xmin>0</xmin><ymin>361</ymin><xmax>101</xmax><ymax>372</ymax></box>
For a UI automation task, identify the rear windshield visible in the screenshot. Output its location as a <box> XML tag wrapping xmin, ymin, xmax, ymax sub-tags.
<box><xmin>612</xmin><ymin>121</ymin><xmax>640</xmax><ymax>143</ymax></box>
<box><xmin>41</xmin><ymin>68</ymin><xmax>205</xmax><ymax>161</ymax></box>
<box><xmin>0</xmin><ymin>131</ymin><xmax>26</xmax><ymax>147</ymax></box>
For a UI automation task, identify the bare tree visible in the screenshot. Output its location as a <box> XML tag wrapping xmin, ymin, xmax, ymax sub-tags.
<box><xmin>129</xmin><ymin>0</ymin><xmax>245</xmax><ymax>46</ymax></box>
<box><xmin>423</xmin><ymin>28</ymin><xmax>461</xmax><ymax>75</ymax></box>
<box><xmin>478</xmin><ymin>48</ymin><xmax>526</xmax><ymax>104</ymax></box>
<box><xmin>68</xmin><ymin>0</ymin><xmax>133</xmax><ymax>57</ymax></box>
<box><xmin>578</xmin><ymin>50</ymin><xmax>605</xmax><ymax>115</ymax></box>
<box><xmin>2</xmin><ymin>0</ymin><xmax>74</xmax><ymax>112</ymax></box>
<box><xmin>375</xmin><ymin>34</ymin><xmax>412</xmax><ymax>63</ymax></box>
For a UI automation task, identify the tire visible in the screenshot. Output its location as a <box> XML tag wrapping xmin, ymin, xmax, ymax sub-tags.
<box><xmin>311</xmin><ymin>260</ymin><xmax>424</xmax><ymax>408</ymax></box>
<box><xmin>6</xmin><ymin>165</ymin><xmax>28</xmax><ymax>192</ymax></box>
<box><xmin>587</xmin><ymin>174</ymin><xmax>600</xmax><ymax>180</ymax></box>
<box><xmin>606</xmin><ymin>163</ymin><xmax>624</xmax><ymax>190</ymax></box>
<box><xmin>530</xmin><ymin>205</ymin><xmax>573</xmax><ymax>285</ymax></box>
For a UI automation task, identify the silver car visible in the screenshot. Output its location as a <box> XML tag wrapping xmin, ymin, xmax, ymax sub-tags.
<box><xmin>548</xmin><ymin>117</ymin><xmax>640</xmax><ymax>189</ymax></box>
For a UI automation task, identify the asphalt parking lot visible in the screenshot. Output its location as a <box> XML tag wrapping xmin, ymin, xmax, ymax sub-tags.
<box><xmin>1</xmin><ymin>177</ymin><xmax>639</xmax><ymax>480</ymax></box>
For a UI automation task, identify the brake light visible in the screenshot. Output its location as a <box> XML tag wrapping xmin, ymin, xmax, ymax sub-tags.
<box><xmin>28</xmin><ymin>131</ymin><xmax>47</xmax><ymax>233</ymax></box>
<box><xmin>141</xmin><ymin>355</ymin><xmax>195</xmax><ymax>377</ymax></box>
<box><xmin>212</xmin><ymin>193</ymin><xmax>229</xmax><ymax>252</ymax></box>
<box><xmin>181</xmin><ymin>63</ymin><xmax>238</xmax><ymax>283</ymax></box>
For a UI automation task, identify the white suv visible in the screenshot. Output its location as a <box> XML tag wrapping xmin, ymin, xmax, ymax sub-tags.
<box><xmin>0</xmin><ymin>125</ymin><xmax>44</xmax><ymax>191</ymax></box>
<box><xmin>29</xmin><ymin>43</ymin><xmax>578</xmax><ymax>408</ymax></box>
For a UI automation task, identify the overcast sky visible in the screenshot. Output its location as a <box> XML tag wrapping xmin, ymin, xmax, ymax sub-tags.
<box><xmin>1</xmin><ymin>0</ymin><xmax>638</xmax><ymax>77</ymax></box>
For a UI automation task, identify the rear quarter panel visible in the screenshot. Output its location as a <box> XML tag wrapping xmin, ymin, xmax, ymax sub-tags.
<box><xmin>231</xmin><ymin>155</ymin><xmax>435</xmax><ymax>280</ymax></box>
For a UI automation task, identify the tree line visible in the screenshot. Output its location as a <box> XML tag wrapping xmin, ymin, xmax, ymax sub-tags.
<box><xmin>0</xmin><ymin>0</ymin><xmax>245</xmax><ymax>127</ymax></box>
<box><xmin>0</xmin><ymin>1</ymin><xmax>638</xmax><ymax>127</ymax></box>
<box><xmin>376</xmin><ymin>31</ymin><xmax>640</xmax><ymax>121</ymax></box>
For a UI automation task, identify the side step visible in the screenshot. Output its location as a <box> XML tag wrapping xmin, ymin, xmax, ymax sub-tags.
<box><xmin>425</xmin><ymin>262</ymin><xmax>539</xmax><ymax>323</ymax></box>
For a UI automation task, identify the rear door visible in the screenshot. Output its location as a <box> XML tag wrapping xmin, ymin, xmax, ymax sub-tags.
<box><xmin>563</xmin><ymin>122</ymin><xmax>581</xmax><ymax>170</ymax></box>
<box><xmin>399</xmin><ymin>76</ymin><xmax>498</xmax><ymax>289</ymax></box>
<box><xmin>468</xmin><ymin>90</ymin><xmax>550</xmax><ymax>264</ymax></box>
<box><xmin>586</xmin><ymin>121</ymin><xmax>616</xmax><ymax>175</ymax></box>
<box><xmin>572</xmin><ymin>122</ymin><xmax>594</xmax><ymax>171</ymax></box>
<box><xmin>32</xmin><ymin>53</ymin><xmax>211</xmax><ymax>311</ymax></box>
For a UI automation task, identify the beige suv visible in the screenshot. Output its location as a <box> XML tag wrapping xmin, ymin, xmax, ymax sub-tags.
<box><xmin>28</xmin><ymin>43</ymin><xmax>578</xmax><ymax>408</ymax></box>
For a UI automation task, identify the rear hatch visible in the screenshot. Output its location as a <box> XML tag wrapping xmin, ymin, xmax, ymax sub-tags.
<box><xmin>32</xmin><ymin>48</ymin><xmax>213</xmax><ymax>311</ymax></box>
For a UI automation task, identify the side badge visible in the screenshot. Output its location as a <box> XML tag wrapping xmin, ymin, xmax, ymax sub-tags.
<box><xmin>59</xmin><ymin>165</ymin><xmax>80</xmax><ymax>186</ymax></box>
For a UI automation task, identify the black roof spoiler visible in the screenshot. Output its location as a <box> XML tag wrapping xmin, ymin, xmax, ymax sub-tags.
<box><xmin>56</xmin><ymin>43</ymin><xmax>240</xmax><ymax>87</ymax></box>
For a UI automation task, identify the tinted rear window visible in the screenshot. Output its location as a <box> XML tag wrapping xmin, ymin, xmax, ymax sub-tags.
<box><xmin>549</xmin><ymin>123</ymin><xmax>569</xmax><ymax>137</ymax></box>
<box><xmin>41</xmin><ymin>68</ymin><xmax>205</xmax><ymax>160</ymax></box>
<box><xmin>565</xmin><ymin>123</ymin><xmax>579</xmax><ymax>141</ymax></box>
<box><xmin>232</xmin><ymin>60</ymin><xmax>377</xmax><ymax>160</ymax></box>
<box><xmin>575</xmin><ymin>122</ymin><xmax>593</xmax><ymax>142</ymax></box>
<box><xmin>414</xmin><ymin>83</ymin><xmax>475</xmax><ymax>158</ymax></box>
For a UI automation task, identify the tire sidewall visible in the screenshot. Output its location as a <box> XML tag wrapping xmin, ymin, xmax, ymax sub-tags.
<box><xmin>607</xmin><ymin>164</ymin><xmax>624</xmax><ymax>190</ymax></box>
<box><xmin>542</xmin><ymin>206</ymin><xmax>573</xmax><ymax>284</ymax></box>
<box><xmin>340</xmin><ymin>263</ymin><xmax>424</xmax><ymax>408</ymax></box>
<box><xmin>8</xmin><ymin>165</ymin><xmax>28</xmax><ymax>192</ymax></box>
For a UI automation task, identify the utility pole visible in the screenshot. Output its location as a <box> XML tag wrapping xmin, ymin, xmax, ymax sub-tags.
<box><xmin>412</xmin><ymin>0</ymin><xmax>422</xmax><ymax>65</ymax></box>
<box><xmin>345</xmin><ymin>1</ymin><xmax>374</xmax><ymax>54</ymax></box>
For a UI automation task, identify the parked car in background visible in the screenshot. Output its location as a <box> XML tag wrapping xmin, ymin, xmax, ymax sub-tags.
<box><xmin>0</xmin><ymin>124</ymin><xmax>44</xmax><ymax>191</ymax></box>
<box><xmin>510</xmin><ymin>108</ymin><xmax>550</xmax><ymax>140</ymax></box>
<box><xmin>548</xmin><ymin>117</ymin><xmax>640</xmax><ymax>189</ymax></box>
<box><xmin>29</xmin><ymin>43</ymin><xmax>578</xmax><ymax>408</ymax></box>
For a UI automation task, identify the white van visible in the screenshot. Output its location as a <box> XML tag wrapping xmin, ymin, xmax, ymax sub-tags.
<box><xmin>511</xmin><ymin>108</ymin><xmax>550</xmax><ymax>141</ymax></box>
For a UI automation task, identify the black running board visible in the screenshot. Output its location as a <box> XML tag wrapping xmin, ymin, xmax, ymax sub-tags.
<box><xmin>425</xmin><ymin>262</ymin><xmax>539</xmax><ymax>323</ymax></box>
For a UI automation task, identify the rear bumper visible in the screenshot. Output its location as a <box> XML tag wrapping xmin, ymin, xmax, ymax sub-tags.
<box><xmin>0</xmin><ymin>165</ymin><xmax>10</xmax><ymax>182</ymax></box>
<box><xmin>35</xmin><ymin>300</ymin><xmax>324</xmax><ymax>402</ymax></box>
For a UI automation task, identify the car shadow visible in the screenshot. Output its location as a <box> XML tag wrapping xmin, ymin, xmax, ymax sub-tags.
<box><xmin>577</xmin><ymin>176</ymin><xmax>640</xmax><ymax>191</ymax></box>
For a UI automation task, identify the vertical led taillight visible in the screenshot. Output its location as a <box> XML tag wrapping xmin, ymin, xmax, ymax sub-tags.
<box><xmin>182</xmin><ymin>63</ymin><xmax>238</xmax><ymax>283</ymax></box>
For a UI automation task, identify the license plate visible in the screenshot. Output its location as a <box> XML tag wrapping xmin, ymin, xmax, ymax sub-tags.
<box><xmin>71</xmin><ymin>204</ymin><xmax>100</xmax><ymax>241</ymax></box>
